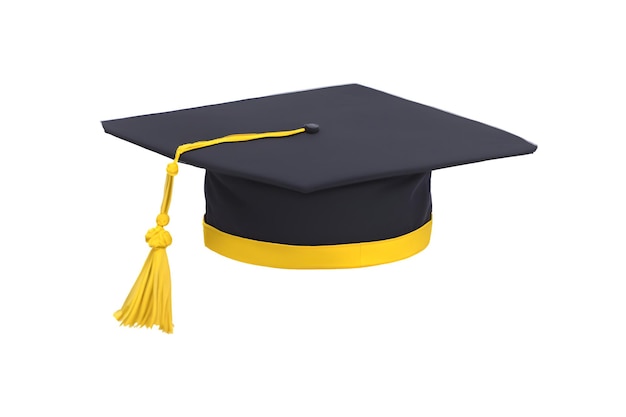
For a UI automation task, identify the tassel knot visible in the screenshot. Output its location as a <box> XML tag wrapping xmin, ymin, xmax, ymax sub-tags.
<box><xmin>146</xmin><ymin>226</ymin><xmax>172</xmax><ymax>249</ymax></box>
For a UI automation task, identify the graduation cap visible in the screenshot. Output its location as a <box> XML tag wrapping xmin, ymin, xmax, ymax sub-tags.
<box><xmin>102</xmin><ymin>84</ymin><xmax>536</xmax><ymax>333</ymax></box>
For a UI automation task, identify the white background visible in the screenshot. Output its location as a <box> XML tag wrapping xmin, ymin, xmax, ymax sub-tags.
<box><xmin>1</xmin><ymin>1</ymin><xmax>624</xmax><ymax>416</ymax></box>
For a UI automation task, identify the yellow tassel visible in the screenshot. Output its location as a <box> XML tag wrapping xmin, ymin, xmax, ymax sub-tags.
<box><xmin>113</xmin><ymin>127</ymin><xmax>311</xmax><ymax>333</ymax></box>
<box><xmin>114</xmin><ymin>163</ymin><xmax>177</xmax><ymax>334</ymax></box>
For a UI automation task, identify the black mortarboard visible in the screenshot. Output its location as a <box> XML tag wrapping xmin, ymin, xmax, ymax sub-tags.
<box><xmin>102</xmin><ymin>84</ymin><xmax>536</xmax><ymax>332</ymax></box>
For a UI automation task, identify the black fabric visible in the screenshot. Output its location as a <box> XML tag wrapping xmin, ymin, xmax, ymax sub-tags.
<box><xmin>102</xmin><ymin>84</ymin><xmax>537</xmax><ymax>193</ymax></box>
<box><xmin>205</xmin><ymin>172</ymin><xmax>432</xmax><ymax>245</ymax></box>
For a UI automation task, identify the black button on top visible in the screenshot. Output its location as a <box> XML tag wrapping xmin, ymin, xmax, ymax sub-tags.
<box><xmin>304</xmin><ymin>123</ymin><xmax>320</xmax><ymax>134</ymax></box>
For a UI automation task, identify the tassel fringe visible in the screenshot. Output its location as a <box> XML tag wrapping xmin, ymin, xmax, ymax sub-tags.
<box><xmin>114</xmin><ymin>226</ymin><xmax>173</xmax><ymax>333</ymax></box>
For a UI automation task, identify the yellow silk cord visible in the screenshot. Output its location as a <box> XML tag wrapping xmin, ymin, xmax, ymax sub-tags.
<box><xmin>114</xmin><ymin>127</ymin><xmax>307</xmax><ymax>333</ymax></box>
